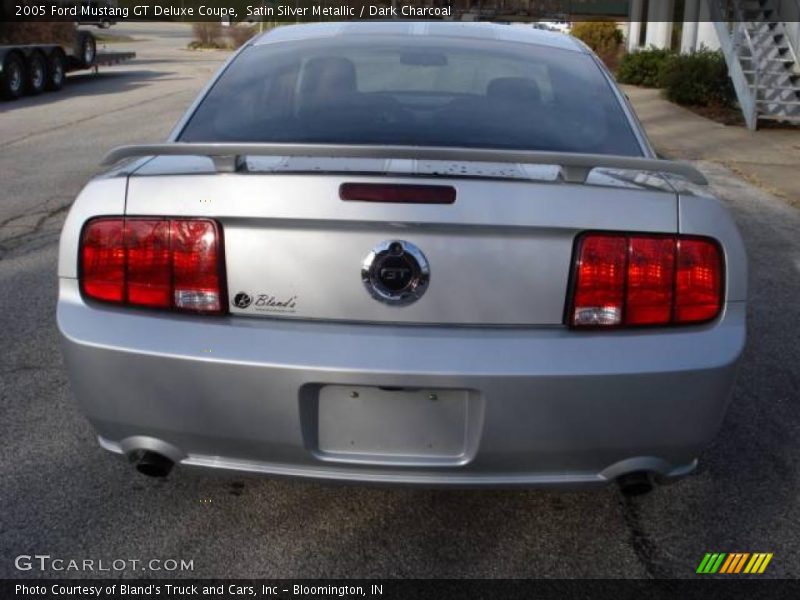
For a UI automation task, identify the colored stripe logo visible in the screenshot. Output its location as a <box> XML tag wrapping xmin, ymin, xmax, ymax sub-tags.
<box><xmin>697</xmin><ymin>553</ymin><xmax>773</xmax><ymax>574</ymax></box>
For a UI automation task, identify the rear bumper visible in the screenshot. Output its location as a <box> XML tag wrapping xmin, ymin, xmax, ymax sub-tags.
<box><xmin>57</xmin><ymin>279</ymin><xmax>745</xmax><ymax>487</ymax></box>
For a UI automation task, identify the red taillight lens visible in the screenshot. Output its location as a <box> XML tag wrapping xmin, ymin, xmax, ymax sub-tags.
<box><xmin>569</xmin><ymin>233</ymin><xmax>723</xmax><ymax>328</ymax></box>
<box><xmin>80</xmin><ymin>217</ymin><xmax>225</xmax><ymax>314</ymax></box>
<box><xmin>675</xmin><ymin>238</ymin><xmax>723</xmax><ymax>323</ymax></box>
<box><xmin>626</xmin><ymin>237</ymin><xmax>675</xmax><ymax>325</ymax></box>
<box><xmin>171</xmin><ymin>219</ymin><xmax>222</xmax><ymax>312</ymax></box>
<box><xmin>571</xmin><ymin>235</ymin><xmax>627</xmax><ymax>326</ymax></box>
<box><xmin>126</xmin><ymin>220</ymin><xmax>171</xmax><ymax>308</ymax></box>
<box><xmin>80</xmin><ymin>219</ymin><xmax>125</xmax><ymax>303</ymax></box>
<box><xmin>340</xmin><ymin>183</ymin><xmax>456</xmax><ymax>204</ymax></box>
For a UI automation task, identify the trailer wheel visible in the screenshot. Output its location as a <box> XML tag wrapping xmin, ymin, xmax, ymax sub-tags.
<box><xmin>26</xmin><ymin>51</ymin><xmax>47</xmax><ymax>95</ymax></box>
<box><xmin>1</xmin><ymin>52</ymin><xmax>25</xmax><ymax>100</ymax></box>
<box><xmin>46</xmin><ymin>50</ymin><xmax>67</xmax><ymax>91</ymax></box>
<box><xmin>78</xmin><ymin>32</ymin><xmax>97</xmax><ymax>69</ymax></box>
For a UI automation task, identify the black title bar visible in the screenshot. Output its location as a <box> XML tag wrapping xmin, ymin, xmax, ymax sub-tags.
<box><xmin>5</xmin><ymin>1</ymin><xmax>800</xmax><ymax>23</ymax></box>
<box><xmin>3</xmin><ymin>579</ymin><xmax>800</xmax><ymax>600</ymax></box>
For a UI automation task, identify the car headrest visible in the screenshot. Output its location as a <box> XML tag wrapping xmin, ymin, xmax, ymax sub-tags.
<box><xmin>300</xmin><ymin>56</ymin><xmax>357</xmax><ymax>101</ymax></box>
<box><xmin>487</xmin><ymin>77</ymin><xmax>542</xmax><ymax>106</ymax></box>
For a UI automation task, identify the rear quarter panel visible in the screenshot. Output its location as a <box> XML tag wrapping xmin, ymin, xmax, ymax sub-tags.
<box><xmin>58</xmin><ymin>177</ymin><xmax>127</xmax><ymax>279</ymax></box>
<box><xmin>679</xmin><ymin>191</ymin><xmax>748</xmax><ymax>304</ymax></box>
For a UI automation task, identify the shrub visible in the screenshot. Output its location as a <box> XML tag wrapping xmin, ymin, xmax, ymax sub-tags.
<box><xmin>571</xmin><ymin>22</ymin><xmax>624</xmax><ymax>70</ymax></box>
<box><xmin>227</xmin><ymin>25</ymin><xmax>257</xmax><ymax>49</ymax></box>
<box><xmin>616</xmin><ymin>47</ymin><xmax>673</xmax><ymax>87</ymax></box>
<box><xmin>571</xmin><ymin>22</ymin><xmax>623</xmax><ymax>53</ymax></box>
<box><xmin>660</xmin><ymin>49</ymin><xmax>736</xmax><ymax>107</ymax></box>
<box><xmin>190</xmin><ymin>22</ymin><xmax>224</xmax><ymax>49</ymax></box>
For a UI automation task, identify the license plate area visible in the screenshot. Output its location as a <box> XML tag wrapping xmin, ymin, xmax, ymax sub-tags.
<box><xmin>309</xmin><ymin>385</ymin><xmax>483</xmax><ymax>466</ymax></box>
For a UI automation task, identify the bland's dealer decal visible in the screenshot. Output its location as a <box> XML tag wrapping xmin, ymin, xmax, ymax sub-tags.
<box><xmin>233</xmin><ymin>292</ymin><xmax>298</xmax><ymax>314</ymax></box>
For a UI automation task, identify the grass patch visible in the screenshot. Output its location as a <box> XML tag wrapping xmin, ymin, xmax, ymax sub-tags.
<box><xmin>187</xmin><ymin>41</ymin><xmax>228</xmax><ymax>50</ymax></box>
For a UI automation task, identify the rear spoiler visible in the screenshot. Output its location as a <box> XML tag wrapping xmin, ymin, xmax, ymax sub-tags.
<box><xmin>102</xmin><ymin>143</ymin><xmax>707</xmax><ymax>185</ymax></box>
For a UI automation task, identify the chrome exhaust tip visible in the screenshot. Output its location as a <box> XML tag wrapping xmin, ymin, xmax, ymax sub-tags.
<box><xmin>617</xmin><ymin>471</ymin><xmax>655</xmax><ymax>497</ymax></box>
<box><xmin>128</xmin><ymin>449</ymin><xmax>174</xmax><ymax>478</ymax></box>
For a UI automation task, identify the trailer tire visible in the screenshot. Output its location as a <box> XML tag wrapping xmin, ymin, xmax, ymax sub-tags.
<box><xmin>46</xmin><ymin>50</ymin><xmax>67</xmax><ymax>91</ymax></box>
<box><xmin>1</xmin><ymin>52</ymin><xmax>26</xmax><ymax>100</ymax></box>
<box><xmin>26</xmin><ymin>51</ymin><xmax>47</xmax><ymax>95</ymax></box>
<box><xmin>77</xmin><ymin>32</ymin><xmax>97</xmax><ymax>69</ymax></box>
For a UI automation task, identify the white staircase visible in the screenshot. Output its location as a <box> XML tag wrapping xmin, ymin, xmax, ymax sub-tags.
<box><xmin>709</xmin><ymin>0</ymin><xmax>800</xmax><ymax>129</ymax></box>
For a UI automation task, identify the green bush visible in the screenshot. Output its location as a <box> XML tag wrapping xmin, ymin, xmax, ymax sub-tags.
<box><xmin>616</xmin><ymin>47</ymin><xmax>673</xmax><ymax>87</ymax></box>
<box><xmin>660</xmin><ymin>49</ymin><xmax>736</xmax><ymax>107</ymax></box>
<box><xmin>571</xmin><ymin>22</ymin><xmax>624</xmax><ymax>70</ymax></box>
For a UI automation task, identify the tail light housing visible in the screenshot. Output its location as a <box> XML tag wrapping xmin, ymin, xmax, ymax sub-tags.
<box><xmin>568</xmin><ymin>232</ymin><xmax>723</xmax><ymax>328</ymax></box>
<box><xmin>80</xmin><ymin>217</ymin><xmax>225</xmax><ymax>314</ymax></box>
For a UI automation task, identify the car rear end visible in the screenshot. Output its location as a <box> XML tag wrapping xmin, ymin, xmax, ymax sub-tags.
<box><xmin>57</xmin><ymin>23</ymin><xmax>746</xmax><ymax>489</ymax></box>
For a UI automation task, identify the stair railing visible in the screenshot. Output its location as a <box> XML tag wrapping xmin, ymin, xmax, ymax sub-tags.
<box><xmin>790</xmin><ymin>1</ymin><xmax>800</xmax><ymax>64</ymax></box>
<box><xmin>708</xmin><ymin>0</ymin><xmax>760</xmax><ymax>129</ymax></box>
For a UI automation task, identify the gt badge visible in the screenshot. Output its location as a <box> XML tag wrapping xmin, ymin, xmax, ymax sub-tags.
<box><xmin>361</xmin><ymin>240</ymin><xmax>430</xmax><ymax>306</ymax></box>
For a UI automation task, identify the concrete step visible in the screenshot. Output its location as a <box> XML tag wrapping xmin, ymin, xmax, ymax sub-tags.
<box><xmin>754</xmin><ymin>85</ymin><xmax>800</xmax><ymax>91</ymax></box>
<box><xmin>757</xmin><ymin>99</ymin><xmax>800</xmax><ymax>106</ymax></box>
<box><xmin>740</xmin><ymin>57</ymin><xmax>796</xmax><ymax>64</ymax></box>
<box><xmin>758</xmin><ymin>113</ymin><xmax>800</xmax><ymax>122</ymax></box>
<box><xmin>743</xmin><ymin>70</ymin><xmax>799</xmax><ymax>77</ymax></box>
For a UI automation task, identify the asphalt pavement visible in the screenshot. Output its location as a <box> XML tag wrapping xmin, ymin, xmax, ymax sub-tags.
<box><xmin>1</xmin><ymin>23</ymin><xmax>798</xmax><ymax>579</ymax></box>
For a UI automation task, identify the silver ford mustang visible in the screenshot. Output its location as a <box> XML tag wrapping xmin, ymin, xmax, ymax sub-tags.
<box><xmin>57</xmin><ymin>22</ymin><xmax>746</xmax><ymax>494</ymax></box>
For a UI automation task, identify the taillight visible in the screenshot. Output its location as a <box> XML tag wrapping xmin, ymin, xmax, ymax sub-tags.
<box><xmin>170</xmin><ymin>220</ymin><xmax>224</xmax><ymax>312</ymax></box>
<box><xmin>340</xmin><ymin>183</ymin><xmax>456</xmax><ymax>204</ymax></box>
<box><xmin>80</xmin><ymin>217</ymin><xmax>225</xmax><ymax>314</ymax></box>
<box><xmin>568</xmin><ymin>233</ymin><xmax>723</xmax><ymax>328</ymax></box>
<box><xmin>80</xmin><ymin>219</ymin><xmax>125</xmax><ymax>303</ymax></box>
<box><xmin>675</xmin><ymin>239</ymin><xmax>723</xmax><ymax>323</ymax></box>
<box><xmin>571</xmin><ymin>235</ymin><xmax>626</xmax><ymax>327</ymax></box>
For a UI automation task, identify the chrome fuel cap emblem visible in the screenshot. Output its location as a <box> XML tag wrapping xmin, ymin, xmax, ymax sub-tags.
<box><xmin>362</xmin><ymin>240</ymin><xmax>430</xmax><ymax>306</ymax></box>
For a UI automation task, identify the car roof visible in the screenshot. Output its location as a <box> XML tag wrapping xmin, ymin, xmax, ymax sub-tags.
<box><xmin>252</xmin><ymin>21</ymin><xmax>587</xmax><ymax>53</ymax></box>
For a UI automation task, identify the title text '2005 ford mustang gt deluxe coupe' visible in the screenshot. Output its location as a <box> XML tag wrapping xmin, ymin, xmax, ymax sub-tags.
<box><xmin>57</xmin><ymin>22</ymin><xmax>746</xmax><ymax>494</ymax></box>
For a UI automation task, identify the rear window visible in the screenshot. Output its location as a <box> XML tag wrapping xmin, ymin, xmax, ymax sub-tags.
<box><xmin>179</xmin><ymin>35</ymin><xmax>642</xmax><ymax>156</ymax></box>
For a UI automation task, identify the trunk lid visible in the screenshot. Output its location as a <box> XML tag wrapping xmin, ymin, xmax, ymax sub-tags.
<box><xmin>126</xmin><ymin>158</ymin><xmax>677</xmax><ymax>326</ymax></box>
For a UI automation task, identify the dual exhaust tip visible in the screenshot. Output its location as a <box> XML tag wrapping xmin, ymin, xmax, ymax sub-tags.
<box><xmin>126</xmin><ymin>449</ymin><xmax>657</xmax><ymax>495</ymax></box>
<box><xmin>128</xmin><ymin>449</ymin><xmax>174</xmax><ymax>478</ymax></box>
<box><xmin>616</xmin><ymin>471</ymin><xmax>655</xmax><ymax>497</ymax></box>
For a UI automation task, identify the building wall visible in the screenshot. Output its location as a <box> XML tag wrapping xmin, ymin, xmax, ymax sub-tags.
<box><xmin>626</xmin><ymin>0</ymin><xmax>799</xmax><ymax>55</ymax></box>
<box><xmin>780</xmin><ymin>0</ymin><xmax>800</xmax><ymax>55</ymax></box>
